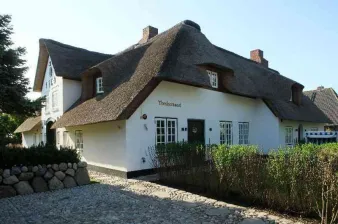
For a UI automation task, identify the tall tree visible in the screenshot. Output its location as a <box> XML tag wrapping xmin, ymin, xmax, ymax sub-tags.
<box><xmin>0</xmin><ymin>14</ymin><xmax>43</xmax><ymax>116</ymax></box>
<box><xmin>0</xmin><ymin>113</ymin><xmax>24</xmax><ymax>145</ymax></box>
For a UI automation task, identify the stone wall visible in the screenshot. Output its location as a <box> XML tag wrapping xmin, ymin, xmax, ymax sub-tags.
<box><xmin>0</xmin><ymin>161</ymin><xmax>90</xmax><ymax>198</ymax></box>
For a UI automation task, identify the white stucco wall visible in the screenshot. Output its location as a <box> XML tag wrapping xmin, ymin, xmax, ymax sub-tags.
<box><xmin>66</xmin><ymin>121</ymin><xmax>127</xmax><ymax>171</ymax></box>
<box><xmin>278</xmin><ymin>120</ymin><xmax>326</xmax><ymax>147</ymax></box>
<box><xmin>125</xmin><ymin>81</ymin><xmax>280</xmax><ymax>171</ymax></box>
<box><xmin>22</xmin><ymin>129</ymin><xmax>42</xmax><ymax>148</ymax></box>
<box><xmin>251</xmin><ymin>100</ymin><xmax>280</xmax><ymax>151</ymax></box>
<box><xmin>62</xmin><ymin>79</ymin><xmax>82</xmax><ymax>112</ymax></box>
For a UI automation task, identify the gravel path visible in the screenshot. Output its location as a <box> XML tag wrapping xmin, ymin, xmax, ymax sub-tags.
<box><xmin>0</xmin><ymin>171</ymin><xmax>310</xmax><ymax>224</ymax></box>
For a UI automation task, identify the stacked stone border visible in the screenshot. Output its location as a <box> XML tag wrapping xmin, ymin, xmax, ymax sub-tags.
<box><xmin>0</xmin><ymin>161</ymin><xmax>90</xmax><ymax>198</ymax></box>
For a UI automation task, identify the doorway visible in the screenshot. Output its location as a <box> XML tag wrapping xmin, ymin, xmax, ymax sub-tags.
<box><xmin>298</xmin><ymin>124</ymin><xmax>304</xmax><ymax>143</ymax></box>
<box><xmin>187</xmin><ymin>119</ymin><xmax>205</xmax><ymax>144</ymax></box>
<box><xmin>46</xmin><ymin>121</ymin><xmax>56</xmax><ymax>145</ymax></box>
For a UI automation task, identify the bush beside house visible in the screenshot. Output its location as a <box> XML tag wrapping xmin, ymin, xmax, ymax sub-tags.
<box><xmin>150</xmin><ymin>143</ymin><xmax>338</xmax><ymax>223</ymax></box>
<box><xmin>0</xmin><ymin>146</ymin><xmax>90</xmax><ymax>198</ymax></box>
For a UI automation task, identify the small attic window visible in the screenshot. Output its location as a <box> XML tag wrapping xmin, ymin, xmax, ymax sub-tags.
<box><xmin>49</xmin><ymin>61</ymin><xmax>53</xmax><ymax>77</ymax></box>
<box><xmin>207</xmin><ymin>70</ymin><xmax>218</xmax><ymax>88</ymax></box>
<box><xmin>96</xmin><ymin>77</ymin><xmax>103</xmax><ymax>94</ymax></box>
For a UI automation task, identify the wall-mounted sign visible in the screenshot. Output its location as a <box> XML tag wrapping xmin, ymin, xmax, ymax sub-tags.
<box><xmin>158</xmin><ymin>100</ymin><xmax>181</xmax><ymax>108</ymax></box>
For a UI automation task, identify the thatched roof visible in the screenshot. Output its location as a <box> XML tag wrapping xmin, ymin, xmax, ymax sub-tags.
<box><xmin>51</xmin><ymin>20</ymin><xmax>329</xmax><ymax>128</ymax></box>
<box><xmin>33</xmin><ymin>39</ymin><xmax>112</xmax><ymax>92</ymax></box>
<box><xmin>14</xmin><ymin>116</ymin><xmax>41</xmax><ymax>133</ymax></box>
<box><xmin>304</xmin><ymin>88</ymin><xmax>338</xmax><ymax>125</ymax></box>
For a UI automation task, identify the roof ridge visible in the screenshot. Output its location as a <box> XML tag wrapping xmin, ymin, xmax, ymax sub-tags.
<box><xmin>214</xmin><ymin>45</ymin><xmax>280</xmax><ymax>74</ymax></box>
<box><xmin>40</xmin><ymin>38</ymin><xmax>112</xmax><ymax>56</ymax></box>
<box><xmin>214</xmin><ymin>45</ymin><xmax>305</xmax><ymax>88</ymax></box>
<box><xmin>330</xmin><ymin>88</ymin><xmax>338</xmax><ymax>100</ymax></box>
<box><xmin>92</xmin><ymin>22</ymin><xmax>186</xmax><ymax>71</ymax></box>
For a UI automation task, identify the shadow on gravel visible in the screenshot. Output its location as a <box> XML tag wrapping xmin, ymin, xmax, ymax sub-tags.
<box><xmin>0</xmin><ymin>183</ymin><xmax>304</xmax><ymax>224</ymax></box>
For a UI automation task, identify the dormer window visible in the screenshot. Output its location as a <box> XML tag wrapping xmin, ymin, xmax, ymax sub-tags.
<box><xmin>207</xmin><ymin>70</ymin><xmax>218</xmax><ymax>88</ymax></box>
<box><xmin>96</xmin><ymin>77</ymin><xmax>103</xmax><ymax>94</ymax></box>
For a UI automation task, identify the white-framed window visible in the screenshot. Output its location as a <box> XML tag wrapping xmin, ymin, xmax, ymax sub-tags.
<box><xmin>75</xmin><ymin>130</ymin><xmax>83</xmax><ymax>149</ymax></box>
<box><xmin>207</xmin><ymin>70</ymin><xmax>218</xmax><ymax>88</ymax></box>
<box><xmin>310</xmin><ymin>127</ymin><xmax>318</xmax><ymax>131</ymax></box>
<box><xmin>45</xmin><ymin>96</ymin><xmax>49</xmax><ymax>113</ymax></box>
<box><xmin>63</xmin><ymin>131</ymin><xmax>69</xmax><ymax>147</ymax></box>
<box><xmin>285</xmin><ymin>126</ymin><xmax>293</xmax><ymax>145</ymax></box>
<box><xmin>155</xmin><ymin>118</ymin><xmax>177</xmax><ymax>145</ymax></box>
<box><xmin>52</xmin><ymin>90</ymin><xmax>58</xmax><ymax>110</ymax></box>
<box><xmin>33</xmin><ymin>133</ymin><xmax>37</xmax><ymax>146</ymax></box>
<box><xmin>220</xmin><ymin>121</ymin><xmax>232</xmax><ymax>145</ymax></box>
<box><xmin>56</xmin><ymin>131</ymin><xmax>60</xmax><ymax>145</ymax></box>
<box><xmin>239</xmin><ymin>122</ymin><xmax>249</xmax><ymax>144</ymax></box>
<box><xmin>96</xmin><ymin>77</ymin><xmax>103</xmax><ymax>94</ymax></box>
<box><xmin>49</xmin><ymin>61</ymin><xmax>53</xmax><ymax>77</ymax></box>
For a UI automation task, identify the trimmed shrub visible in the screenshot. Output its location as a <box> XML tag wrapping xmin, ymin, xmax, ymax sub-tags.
<box><xmin>0</xmin><ymin>144</ymin><xmax>80</xmax><ymax>168</ymax></box>
<box><xmin>150</xmin><ymin>142</ymin><xmax>338</xmax><ymax>223</ymax></box>
<box><xmin>149</xmin><ymin>142</ymin><xmax>207</xmax><ymax>186</ymax></box>
<box><xmin>212</xmin><ymin>145</ymin><xmax>266</xmax><ymax>200</ymax></box>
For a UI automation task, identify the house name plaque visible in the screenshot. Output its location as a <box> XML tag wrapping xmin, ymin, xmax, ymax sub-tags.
<box><xmin>158</xmin><ymin>100</ymin><xmax>181</xmax><ymax>108</ymax></box>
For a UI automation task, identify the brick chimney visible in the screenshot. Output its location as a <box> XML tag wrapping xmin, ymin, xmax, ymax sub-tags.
<box><xmin>250</xmin><ymin>49</ymin><xmax>269</xmax><ymax>67</ymax></box>
<box><xmin>317</xmin><ymin>86</ymin><xmax>324</xmax><ymax>91</ymax></box>
<box><xmin>139</xmin><ymin>26</ymin><xmax>158</xmax><ymax>44</ymax></box>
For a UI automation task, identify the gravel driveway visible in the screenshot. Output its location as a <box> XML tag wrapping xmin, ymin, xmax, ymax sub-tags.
<box><xmin>0</xmin><ymin>171</ymin><xmax>308</xmax><ymax>224</ymax></box>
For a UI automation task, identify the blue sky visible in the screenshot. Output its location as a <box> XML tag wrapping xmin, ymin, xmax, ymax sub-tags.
<box><xmin>2</xmin><ymin>0</ymin><xmax>337</xmax><ymax>99</ymax></box>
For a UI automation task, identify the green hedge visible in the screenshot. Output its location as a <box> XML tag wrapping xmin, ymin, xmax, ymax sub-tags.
<box><xmin>0</xmin><ymin>145</ymin><xmax>80</xmax><ymax>168</ymax></box>
<box><xmin>150</xmin><ymin>143</ymin><xmax>338</xmax><ymax>223</ymax></box>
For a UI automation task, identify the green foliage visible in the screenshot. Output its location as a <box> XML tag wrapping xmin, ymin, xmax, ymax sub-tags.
<box><xmin>0</xmin><ymin>113</ymin><xmax>24</xmax><ymax>145</ymax></box>
<box><xmin>0</xmin><ymin>14</ymin><xmax>44</xmax><ymax>116</ymax></box>
<box><xmin>212</xmin><ymin>145</ymin><xmax>265</xmax><ymax>199</ymax></box>
<box><xmin>150</xmin><ymin>142</ymin><xmax>338</xmax><ymax>223</ymax></box>
<box><xmin>151</xmin><ymin>142</ymin><xmax>206</xmax><ymax>167</ymax></box>
<box><xmin>0</xmin><ymin>144</ymin><xmax>80</xmax><ymax>168</ymax></box>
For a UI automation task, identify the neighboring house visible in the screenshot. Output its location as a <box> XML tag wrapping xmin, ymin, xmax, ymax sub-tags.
<box><xmin>304</xmin><ymin>86</ymin><xmax>338</xmax><ymax>131</ymax></box>
<box><xmin>15</xmin><ymin>20</ymin><xmax>330</xmax><ymax>177</ymax></box>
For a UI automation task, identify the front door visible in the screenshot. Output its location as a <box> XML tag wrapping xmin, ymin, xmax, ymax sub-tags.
<box><xmin>46</xmin><ymin>121</ymin><xmax>56</xmax><ymax>145</ymax></box>
<box><xmin>188</xmin><ymin>119</ymin><xmax>205</xmax><ymax>144</ymax></box>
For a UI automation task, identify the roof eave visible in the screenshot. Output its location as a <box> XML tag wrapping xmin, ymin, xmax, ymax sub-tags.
<box><xmin>33</xmin><ymin>40</ymin><xmax>49</xmax><ymax>92</ymax></box>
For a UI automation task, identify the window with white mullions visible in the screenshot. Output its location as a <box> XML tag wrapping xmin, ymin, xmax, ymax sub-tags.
<box><xmin>96</xmin><ymin>77</ymin><xmax>103</xmax><ymax>94</ymax></box>
<box><xmin>52</xmin><ymin>90</ymin><xmax>58</xmax><ymax>110</ymax></box>
<box><xmin>167</xmin><ymin>119</ymin><xmax>177</xmax><ymax>143</ymax></box>
<box><xmin>45</xmin><ymin>96</ymin><xmax>49</xmax><ymax>112</ymax></box>
<box><xmin>285</xmin><ymin>126</ymin><xmax>293</xmax><ymax>145</ymax></box>
<box><xmin>75</xmin><ymin>130</ymin><xmax>83</xmax><ymax>149</ymax></box>
<box><xmin>156</xmin><ymin>119</ymin><xmax>166</xmax><ymax>145</ymax></box>
<box><xmin>220</xmin><ymin>121</ymin><xmax>232</xmax><ymax>145</ymax></box>
<box><xmin>207</xmin><ymin>70</ymin><xmax>218</xmax><ymax>88</ymax></box>
<box><xmin>33</xmin><ymin>133</ymin><xmax>37</xmax><ymax>146</ymax></box>
<box><xmin>63</xmin><ymin>131</ymin><xmax>69</xmax><ymax>147</ymax></box>
<box><xmin>49</xmin><ymin>61</ymin><xmax>53</xmax><ymax>77</ymax></box>
<box><xmin>155</xmin><ymin>118</ymin><xmax>177</xmax><ymax>145</ymax></box>
<box><xmin>56</xmin><ymin>131</ymin><xmax>60</xmax><ymax>145</ymax></box>
<box><xmin>239</xmin><ymin>122</ymin><xmax>249</xmax><ymax>144</ymax></box>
